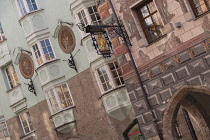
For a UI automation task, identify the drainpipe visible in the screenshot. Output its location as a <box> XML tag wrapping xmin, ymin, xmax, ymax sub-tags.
<box><xmin>107</xmin><ymin>0</ymin><xmax>163</xmax><ymax>139</ymax></box>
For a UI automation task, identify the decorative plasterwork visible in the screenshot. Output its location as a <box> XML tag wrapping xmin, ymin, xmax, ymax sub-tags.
<box><xmin>101</xmin><ymin>87</ymin><xmax>131</xmax><ymax>121</ymax></box>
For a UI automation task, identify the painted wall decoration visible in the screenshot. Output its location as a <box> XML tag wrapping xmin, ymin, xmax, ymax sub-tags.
<box><xmin>136</xmin><ymin>50</ymin><xmax>150</xmax><ymax>66</ymax></box>
<box><xmin>19</xmin><ymin>53</ymin><xmax>34</xmax><ymax>79</ymax></box>
<box><xmin>175</xmin><ymin>0</ymin><xmax>188</xmax><ymax>14</ymax></box>
<box><xmin>91</xmin><ymin>31</ymin><xmax>113</xmax><ymax>58</ymax></box>
<box><xmin>202</xmin><ymin>16</ymin><xmax>210</xmax><ymax>33</ymax></box>
<box><xmin>116</xmin><ymin>0</ymin><xmax>141</xmax><ymax>41</ymax></box>
<box><xmin>155</xmin><ymin>0</ymin><xmax>175</xmax><ymax>24</ymax></box>
<box><xmin>158</xmin><ymin>32</ymin><xmax>182</xmax><ymax>54</ymax></box>
<box><xmin>58</xmin><ymin>26</ymin><xmax>76</xmax><ymax>54</ymax></box>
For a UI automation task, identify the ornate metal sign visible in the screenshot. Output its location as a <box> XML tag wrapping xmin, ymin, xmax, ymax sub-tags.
<box><xmin>58</xmin><ymin>26</ymin><xmax>76</xmax><ymax>54</ymax></box>
<box><xmin>91</xmin><ymin>31</ymin><xmax>113</xmax><ymax>58</ymax></box>
<box><xmin>19</xmin><ymin>53</ymin><xmax>34</xmax><ymax>79</ymax></box>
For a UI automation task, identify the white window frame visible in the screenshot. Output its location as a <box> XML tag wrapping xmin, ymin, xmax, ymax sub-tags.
<box><xmin>76</xmin><ymin>4</ymin><xmax>101</xmax><ymax>37</ymax></box>
<box><xmin>45</xmin><ymin>83</ymin><xmax>75</xmax><ymax>115</ymax></box>
<box><xmin>0</xmin><ymin>121</ymin><xmax>9</xmax><ymax>138</ymax></box>
<box><xmin>5</xmin><ymin>64</ymin><xmax>19</xmax><ymax>89</ymax></box>
<box><xmin>95</xmin><ymin>61</ymin><xmax>125</xmax><ymax>94</ymax></box>
<box><xmin>15</xmin><ymin>0</ymin><xmax>39</xmax><ymax>17</ymax></box>
<box><xmin>19</xmin><ymin>112</ymin><xmax>33</xmax><ymax>135</ymax></box>
<box><xmin>31</xmin><ymin>38</ymin><xmax>56</xmax><ymax>67</ymax></box>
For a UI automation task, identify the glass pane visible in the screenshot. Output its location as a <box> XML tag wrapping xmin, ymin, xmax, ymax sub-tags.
<box><xmin>102</xmin><ymin>84</ymin><xmax>108</xmax><ymax>91</ymax></box>
<box><xmin>100</xmin><ymin>76</ymin><xmax>105</xmax><ymax>83</ymax></box>
<box><xmin>97</xmin><ymin>69</ymin><xmax>102</xmax><ymax>76</ymax></box>
<box><xmin>88</xmin><ymin>7</ymin><xmax>94</xmax><ymax>14</ymax></box>
<box><xmin>111</xmin><ymin>71</ymin><xmax>118</xmax><ymax>78</ymax></box>
<box><xmin>147</xmin><ymin>1</ymin><xmax>156</xmax><ymax>13</ymax></box>
<box><xmin>90</xmin><ymin>15</ymin><xmax>97</xmax><ymax>22</ymax></box>
<box><xmin>104</xmin><ymin>74</ymin><xmax>109</xmax><ymax>81</ymax></box>
<box><xmin>115</xmin><ymin>78</ymin><xmax>121</xmax><ymax>86</ymax></box>
<box><xmin>140</xmin><ymin>6</ymin><xmax>149</xmax><ymax>17</ymax></box>
<box><xmin>108</xmin><ymin>63</ymin><xmax>115</xmax><ymax>70</ymax></box>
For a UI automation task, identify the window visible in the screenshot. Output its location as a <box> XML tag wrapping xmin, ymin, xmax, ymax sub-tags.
<box><xmin>87</xmin><ymin>6</ymin><xmax>101</xmax><ymax>25</ymax></box>
<box><xmin>31</xmin><ymin>38</ymin><xmax>55</xmax><ymax>66</ymax></box>
<box><xmin>76</xmin><ymin>5</ymin><xmax>101</xmax><ymax>36</ymax></box>
<box><xmin>77</xmin><ymin>5</ymin><xmax>100</xmax><ymax>26</ymax></box>
<box><xmin>0</xmin><ymin>23</ymin><xmax>5</xmax><ymax>42</ymax></box>
<box><xmin>16</xmin><ymin>0</ymin><xmax>38</xmax><ymax>16</ymax></box>
<box><xmin>5</xmin><ymin>65</ymin><xmax>19</xmax><ymax>89</ymax></box>
<box><xmin>46</xmin><ymin>83</ymin><xmax>74</xmax><ymax>114</ymax></box>
<box><xmin>0</xmin><ymin>121</ymin><xmax>9</xmax><ymax>138</ymax></box>
<box><xmin>96</xmin><ymin>61</ymin><xmax>124</xmax><ymax>93</ymax></box>
<box><xmin>189</xmin><ymin>0</ymin><xmax>210</xmax><ymax>16</ymax></box>
<box><xmin>78</xmin><ymin>10</ymin><xmax>88</xmax><ymax>26</ymax></box>
<box><xmin>19</xmin><ymin>112</ymin><xmax>33</xmax><ymax>135</ymax></box>
<box><xmin>135</xmin><ymin>1</ymin><xmax>164</xmax><ymax>43</ymax></box>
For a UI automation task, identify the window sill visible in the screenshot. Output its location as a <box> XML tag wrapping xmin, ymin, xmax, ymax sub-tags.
<box><xmin>99</xmin><ymin>85</ymin><xmax>125</xmax><ymax>99</ymax></box>
<box><xmin>145</xmin><ymin>34</ymin><xmax>167</xmax><ymax>47</ymax></box>
<box><xmin>6</xmin><ymin>84</ymin><xmax>21</xmax><ymax>94</ymax></box>
<box><xmin>19</xmin><ymin>130</ymin><xmax>35</xmax><ymax>140</ymax></box>
<box><xmin>19</xmin><ymin>9</ymin><xmax>44</xmax><ymax>23</ymax></box>
<box><xmin>35</xmin><ymin>59</ymin><xmax>60</xmax><ymax>71</ymax></box>
<box><xmin>49</xmin><ymin>106</ymin><xmax>76</xmax><ymax>119</ymax></box>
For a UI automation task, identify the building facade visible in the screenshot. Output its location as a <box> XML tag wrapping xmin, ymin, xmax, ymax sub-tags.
<box><xmin>0</xmin><ymin>0</ymin><xmax>138</xmax><ymax>140</ymax></box>
<box><xmin>96</xmin><ymin>0</ymin><xmax>210</xmax><ymax>139</ymax></box>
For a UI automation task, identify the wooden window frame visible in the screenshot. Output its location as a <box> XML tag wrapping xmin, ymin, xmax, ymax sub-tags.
<box><xmin>188</xmin><ymin>0</ymin><xmax>210</xmax><ymax>17</ymax></box>
<box><xmin>135</xmin><ymin>0</ymin><xmax>164</xmax><ymax>43</ymax></box>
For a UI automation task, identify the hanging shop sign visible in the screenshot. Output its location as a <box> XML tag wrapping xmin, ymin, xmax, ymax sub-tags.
<box><xmin>19</xmin><ymin>53</ymin><xmax>34</xmax><ymax>79</ymax></box>
<box><xmin>91</xmin><ymin>31</ymin><xmax>113</xmax><ymax>58</ymax></box>
<box><xmin>58</xmin><ymin>26</ymin><xmax>76</xmax><ymax>54</ymax></box>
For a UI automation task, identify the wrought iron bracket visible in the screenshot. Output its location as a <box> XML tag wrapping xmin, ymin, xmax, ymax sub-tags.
<box><xmin>24</xmin><ymin>78</ymin><xmax>36</xmax><ymax>96</ymax></box>
<box><xmin>63</xmin><ymin>53</ymin><xmax>78</xmax><ymax>72</ymax></box>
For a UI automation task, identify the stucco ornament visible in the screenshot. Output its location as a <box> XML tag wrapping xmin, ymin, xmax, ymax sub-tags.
<box><xmin>19</xmin><ymin>53</ymin><xmax>34</xmax><ymax>79</ymax></box>
<box><xmin>58</xmin><ymin>26</ymin><xmax>76</xmax><ymax>54</ymax></box>
<box><xmin>202</xmin><ymin>16</ymin><xmax>210</xmax><ymax>33</ymax></box>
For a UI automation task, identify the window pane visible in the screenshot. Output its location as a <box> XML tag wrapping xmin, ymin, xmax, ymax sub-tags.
<box><xmin>5</xmin><ymin>65</ymin><xmax>19</xmax><ymax>89</ymax></box>
<box><xmin>147</xmin><ymin>1</ymin><xmax>156</xmax><ymax>13</ymax></box>
<box><xmin>26</xmin><ymin>0</ymin><xmax>38</xmax><ymax>12</ymax></box>
<box><xmin>40</xmin><ymin>39</ymin><xmax>55</xmax><ymax>62</ymax></box>
<box><xmin>17</xmin><ymin>0</ymin><xmax>27</xmax><ymax>16</ymax></box>
<box><xmin>88</xmin><ymin>6</ymin><xmax>101</xmax><ymax>25</ymax></box>
<box><xmin>192</xmin><ymin>0</ymin><xmax>209</xmax><ymax>15</ymax></box>
<box><xmin>55</xmin><ymin>84</ymin><xmax>74</xmax><ymax>109</ymax></box>
<box><xmin>88</xmin><ymin>7</ymin><xmax>94</xmax><ymax>14</ymax></box>
<box><xmin>19</xmin><ymin>112</ymin><xmax>33</xmax><ymax>135</ymax></box>
<box><xmin>108</xmin><ymin>61</ymin><xmax>124</xmax><ymax>87</ymax></box>
<box><xmin>140</xmin><ymin>6</ymin><xmax>149</xmax><ymax>18</ymax></box>
<box><xmin>32</xmin><ymin>44</ymin><xmax>43</xmax><ymax>65</ymax></box>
